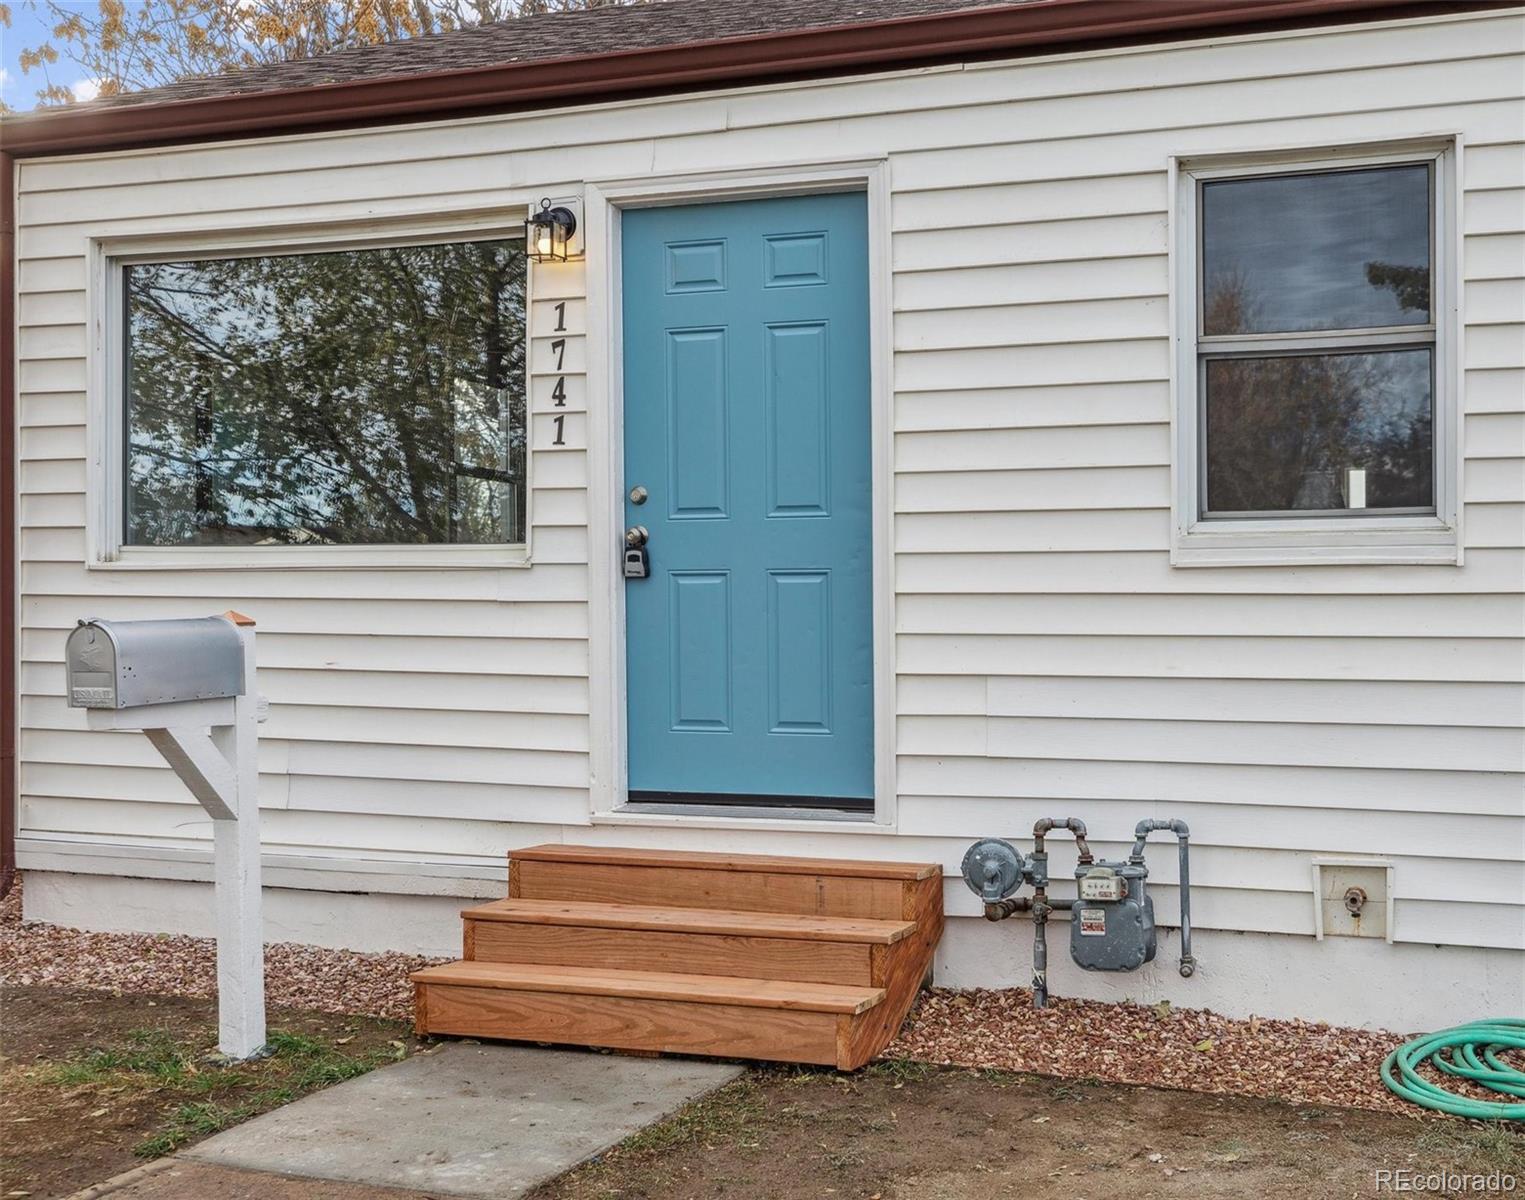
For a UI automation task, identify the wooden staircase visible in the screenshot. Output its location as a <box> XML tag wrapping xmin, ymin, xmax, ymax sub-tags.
<box><xmin>411</xmin><ymin>844</ymin><xmax>944</xmax><ymax>1070</ymax></box>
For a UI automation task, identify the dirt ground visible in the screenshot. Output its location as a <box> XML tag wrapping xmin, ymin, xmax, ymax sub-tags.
<box><xmin>3</xmin><ymin>985</ymin><xmax>1521</xmax><ymax>1200</ymax></box>
<box><xmin>0</xmin><ymin>985</ymin><xmax>426</xmax><ymax>1200</ymax></box>
<box><xmin>532</xmin><ymin>1060</ymin><xmax>1525</xmax><ymax>1200</ymax></box>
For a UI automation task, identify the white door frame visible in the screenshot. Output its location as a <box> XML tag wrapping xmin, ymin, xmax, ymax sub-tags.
<box><xmin>583</xmin><ymin>158</ymin><xmax>896</xmax><ymax>832</ymax></box>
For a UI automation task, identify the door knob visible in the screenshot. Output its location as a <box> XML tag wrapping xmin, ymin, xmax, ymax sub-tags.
<box><xmin>625</xmin><ymin>525</ymin><xmax>649</xmax><ymax>547</ymax></box>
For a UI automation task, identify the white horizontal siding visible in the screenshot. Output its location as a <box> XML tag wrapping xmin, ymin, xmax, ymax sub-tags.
<box><xmin>22</xmin><ymin>696</ymin><xmax>589</xmax><ymax>753</ymax></box>
<box><xmin>893</xmin><ymin>550</ymin><xmax>1525</xmax><ymax>593</ymax></box>
<box><xmin>896</xmin><ymin>466</ymin><xmax>1168</xmax><ymax>513</ymax></box>
<box><xmin>14</xmin><ymin>8</ymin><xmax>1524</xmax><ymax>954</ymax></box>
<box><xmin>897</xmin><ymin>593</ymin><xmax>1525</xmax><ymax>638</ymax></box>
<box><xmin>899</xmin><ymin>714</ymin><xmax>1523</xmax><ymax>774</ymax></box>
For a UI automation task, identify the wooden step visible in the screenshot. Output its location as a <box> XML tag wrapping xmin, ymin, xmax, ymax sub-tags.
<box><xmin>464</xmin><ymin>899</ymin><xmax>915</xmax><ymax>942</ymax></box>
<box><xmin>462</xmin><ymin>899</ymin><xmax>915</xmax><ymax>985</ymax></box>
<box><xmin>413</xmin><ymin>961</ymin><xmax>884</xmax><ymax>1012</ymax></box>
<box><xmin>509</xmin><ymin>845</ymin><xmax>939</xmax><ymax>880</ymax></box>
<box><xmin>509</xmin><ymin>843</ymin><xmax>941</xmax><ymax>921</ymax></box>
<box><xmin>416</xmin><ymin>845</ymin><xmax>946</xmax><ymax>1070</ymax></box>
<box><xmin>412</xmin><ymin>961</ymin><xmax>886</xmax><ymax>1067</ymax></box>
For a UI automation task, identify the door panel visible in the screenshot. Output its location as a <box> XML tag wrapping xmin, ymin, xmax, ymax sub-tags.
<box><xmin>768</xmin><ymin>569</ymin><xmax>832</xmax><ymax>733</ymax></box>
<box><xmin>622</xmin><ymin>192</ymin><xmax>873</xmax><ymax>808</ymax></box>
<box><xmin>669</xmin><ymin>571</ymin><xmax>732</xmax><ymax>732</ymax></box>
<box><xmin>667</xmin><ymin>329</ymin><xmax>729</xmax><ymax>518</ymax></box>
<box><xmin>765</xmin><ymin>322</ymin><xmax>831</xmax><ymax>516</ymax></box>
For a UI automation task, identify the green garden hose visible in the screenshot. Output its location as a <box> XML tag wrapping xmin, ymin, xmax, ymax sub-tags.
<box><xmin>1381</xmin><ymin>1020</ymin><xmax>1525</xmax><ymax>1120</ymax></box>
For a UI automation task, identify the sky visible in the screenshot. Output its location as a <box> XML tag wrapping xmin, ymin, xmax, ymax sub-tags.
<box><xmin>2</xmin><ymin>1</ymin><xmax>136</xmax><ymax>111</ymax></box>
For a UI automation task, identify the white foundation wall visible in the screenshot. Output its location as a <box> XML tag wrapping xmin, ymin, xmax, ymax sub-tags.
<box><xmin>14</xmin><ymin>8</ymin><xmax>1525</xmax><ymax>1028</ymax></box>
<box><xmin>932</xmin><ymin>917</ymin><xmax>1525</xmax><ymax>1032</ymax></box>
<box><xmin>21</xmin><ymin>869</ymin><xmax>1525</xmax><ymax>1032</ymax></box>
<box><xmin>20</xmin><ymin>871</ymin><xmax>472</xmax><ymax>958</ymax></box>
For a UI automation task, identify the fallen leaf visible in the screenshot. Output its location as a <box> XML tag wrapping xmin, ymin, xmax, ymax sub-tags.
<box><xmin>1194</xmin><ymin>1038</ymin><xmax>1215</xmax><ymax>1053</ymax></box>
<box><xmin>1032</xmin><ymin>1116</ymin><xmax>1051</xmax><ymax>1124</ymax></box>
<box><xmin>1153</xmin><ymin>1000</ymin><xmax>1172</xmax><ymax>1020</ymax></box>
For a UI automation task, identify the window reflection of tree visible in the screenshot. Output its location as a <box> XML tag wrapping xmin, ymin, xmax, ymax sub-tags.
<box><xmin>125</xmin><ymin>239</ymin><xmax>527</xmax><ymax>547</ymax></box>
<box><xmin>1202</xmin><ymin>275</ymin><xmax>1432</xmax><ymax>514</ymax></box>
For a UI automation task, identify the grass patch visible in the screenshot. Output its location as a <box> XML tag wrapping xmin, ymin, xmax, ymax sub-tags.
<box><xmin>44</xmin><ymin>1029</ymin><xmax>199</xmax><ymax>1087</ymax></box>
<box><xmin>865</xmin><ymin>1058</ymin><xmax>934</xmax><ymax>1085</ymax></box>
<box><xmin>611</xmin><ymin>1078</ymin><xmax>768</xmax><ymax>1159</ymax></box>
<box><xmin>1415</xmin><ymin>1122</ymin><xmax>1525</xmax><ymax>1173</ymax></box>
<box><xmin>20</xmin><ymin>1016</ymin><xmax>415</xmax><ymax>1161</ymax></box>
<box><xmin>972</xmin><ymin>1066</ymin><xmax>1027</xmax><ymax>1087</ymax></box>
<box><xmin>126</xmin><ymin>1027</ymin><xmax>409</xmax><ymax>1158</ymax></box>
<box><xmin>135</xmin><ymin>1100</ymin><xmax>253</xmax><ymax>1159</ymax></box>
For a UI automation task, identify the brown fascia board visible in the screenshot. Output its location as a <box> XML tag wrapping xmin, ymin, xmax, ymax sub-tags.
<box><xmin>2</xmin><ymin>0</ymin><xmax>1517</xmax><ymax>157</ymax></box>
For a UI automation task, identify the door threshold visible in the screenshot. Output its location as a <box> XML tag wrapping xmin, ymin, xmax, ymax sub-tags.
<box><xmin>616</xmin><ymin>800</ymin><xmax>875</xmax><ymax>823</ymax></box>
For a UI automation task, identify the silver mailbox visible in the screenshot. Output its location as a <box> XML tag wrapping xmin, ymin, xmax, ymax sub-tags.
<box><xmin>65</xmin><ymin>617</ymin><xmax>246</xmax><ymax>709</ymax></box>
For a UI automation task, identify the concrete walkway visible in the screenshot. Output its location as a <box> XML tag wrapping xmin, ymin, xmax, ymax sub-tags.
<box><xmin>107</xmin><ymin>1043</ymin><xmax>743</xmax><ymax>1199</ymax></box>
<box><xmin>73</xmin><ymin>1160</ymin><xmax>451</xmax><ymax>1200</ymax></box>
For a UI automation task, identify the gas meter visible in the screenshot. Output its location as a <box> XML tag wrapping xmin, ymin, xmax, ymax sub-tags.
<box><xmin>1070</xmin><ymin>861</ymin><xmax>1154</xmax><ymax>972</ymax></box>
<box><xmin>959</xmin><ymin>817</ymin><xmax>1195</xmax><ymax>1008</ymax></box>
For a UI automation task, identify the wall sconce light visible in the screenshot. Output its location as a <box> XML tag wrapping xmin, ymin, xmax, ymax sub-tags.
<box><xmin>526</xmin><ymin>198</ymin><xmax>577</xmax><ymax>263</ymax></box>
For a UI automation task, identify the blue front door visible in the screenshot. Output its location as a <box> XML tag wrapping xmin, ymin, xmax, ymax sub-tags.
<box><xmin>622</xmin><ymin>193</ymin><xmax>873</xmax><ymax>809</ymax></box>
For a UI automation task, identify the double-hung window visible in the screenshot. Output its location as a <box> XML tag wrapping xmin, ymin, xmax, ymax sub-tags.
<box><xmin>107</xmin><ymin>231</ymin><xmax>529</xmax><ymax>566</ymax></box>
<box><xmin>1173</xmin><ymin>144</ymin><xmax>1457</xmax><ymax>565</ymax></box>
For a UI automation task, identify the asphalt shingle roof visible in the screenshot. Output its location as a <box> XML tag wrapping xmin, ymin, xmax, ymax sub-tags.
<box><xmin>86</xmin><ymin>0</ymin><xmax>1032</xmax><ymax>109</ymax></box>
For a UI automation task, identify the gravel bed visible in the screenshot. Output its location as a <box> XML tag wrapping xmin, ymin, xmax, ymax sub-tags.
<box><xmin>1</xmin><ymin>877</ymin><xmax>1444</xmax><ymax>1116</ymax></box>
<box><xmin>0</xmin><ymin>877</ymin><xmax>447</xmax><ymax>1023</ymax></box>
<box><xmin>886</xmin><ymin>986</ymin><xmax>1423</xmax><ymax>1116</ymax></box>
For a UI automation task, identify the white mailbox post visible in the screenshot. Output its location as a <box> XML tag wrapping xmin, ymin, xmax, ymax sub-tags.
<box><xmin>65</xmin><ymin>611</ymin><xmax>267</xmax><ymax>1059</ymax></box>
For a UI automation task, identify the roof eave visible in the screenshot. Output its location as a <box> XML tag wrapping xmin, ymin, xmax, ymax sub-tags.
<box><xmin>3</xmin><ymin>0</ymin><xmax>1509</xmax><ymax>157</ymax></box>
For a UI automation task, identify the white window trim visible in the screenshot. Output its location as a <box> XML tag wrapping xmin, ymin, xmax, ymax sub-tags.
<box><xmin>87</xmin><ymin>210</ymin><xmax>536</xmax><ymax>571</ymax></box>
<box><xmin>1169</xmin><ymin>138</ymin><xmax>1463</xmax><ymax>568</ymax></box>
<box><xmin>582</xmin><ymin>157</ymin><xmax>898</xmax><ymax>831</ymax></box>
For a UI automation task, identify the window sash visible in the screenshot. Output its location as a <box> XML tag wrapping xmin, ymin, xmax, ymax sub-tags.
<box><xmin>1190</xmin><ymin>156</ymin><xmax>1440</xmax><ymax>523</ymax></box>
<box><xmin>1198</xmin><ymin>326</ymin><xmax>1436</xmax><ymax>354</ymax></box>
<box><xmin>117</xmin><ymin>235</ymin><xmax>529</xmax><ymax>550</ymax></box>
<box><xmin>1193</xmin><ymin>160</ymin><xmax>1436</xmax><ymax>342</ymax></box>
<box><xmin>1195</xmin><ymin>343</ymin><xmax>1438</xmax><ymax>520</ymax></box>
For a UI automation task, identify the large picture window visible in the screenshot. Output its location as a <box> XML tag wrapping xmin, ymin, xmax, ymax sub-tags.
<box><xmin>1174</xmin><ymin>145</ymin><xmax>1456</xmax><ymax>565</ymax></box>
<box><xmin>123</xmin><ymin>236</ymin><xmax>527</xmax><ymax>548</ymax></box>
